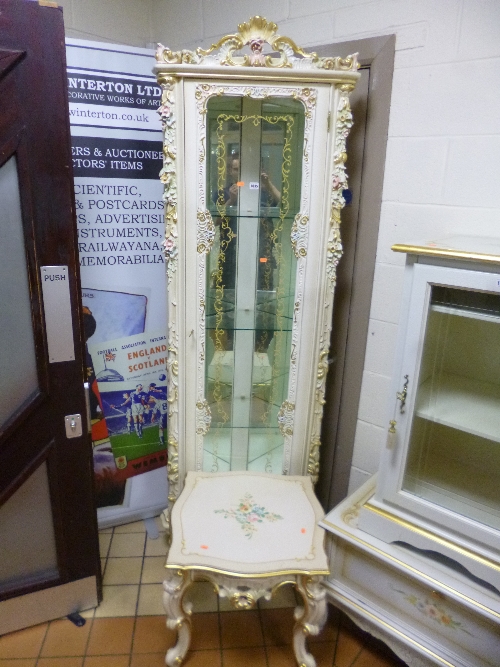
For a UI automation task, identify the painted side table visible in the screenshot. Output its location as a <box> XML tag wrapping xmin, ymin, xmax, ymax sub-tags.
<box><xmin>163</xmin><ymin>471</ymin><xmax>329</xmax><ymax>667</ymax></box>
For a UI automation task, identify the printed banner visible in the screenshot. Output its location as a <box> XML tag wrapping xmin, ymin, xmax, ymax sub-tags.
<box><xmin>67</xmin><ymin>39</ymin><xmax>167</xmax><ymax>511</ymax></box>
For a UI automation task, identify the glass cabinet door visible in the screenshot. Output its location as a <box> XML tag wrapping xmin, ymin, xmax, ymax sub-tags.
<box><xmin>402</xmin><ymin>284</ymin><xmax>500</xmax><ymax>532</ymax></box>
<box><xmin>203</xmin><ymin>96</ymin><xmax>305</xmax><ymax>473</ymax></box>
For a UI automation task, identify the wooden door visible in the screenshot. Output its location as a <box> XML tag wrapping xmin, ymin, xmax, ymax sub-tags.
<box><xmin>0</xmin><ymin>0</ymin><xmax>100</xmax><ymax>634</ymax></box>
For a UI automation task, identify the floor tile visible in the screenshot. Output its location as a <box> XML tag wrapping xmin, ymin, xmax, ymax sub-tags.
<box><xmin>137</xmin><ymin>583</ymin><xmax>165</xmax><ymax>615</ymax></box>
<box><xmin>184</xmin><ymin>581</ymin><xmax>218</xmax><ymax>612</ymax></box>
<box><xmin>131</xmin><ymin>650</ymin><xmax>222</xmax><ymax>667</ymax></box>
<box><xmin>94</xmin><ymin>585</ymin><xmax>139</xmax><ymax>617</ymax></box>
<box><xmin>310</xmin><ymin>607</ymin><xmax>340</xmax><ymax>644</ymax></box>
<box><xmin>130</xmin><ymin>654</ymin><xmax>175</xmax><ymax>667</ymax></box>
<box><xmin>184</xmin><ymin>650</ymin><xmax>222</xmax><ymax>666</ymax></box>
<box><xmin>114</xmin><ymin>520</ymin><xmax>147</xmax><ymax>534</ymax></box>
<box><xmin>266</xmin><ymin>637</ymin><xmax>337</xmax><ymax>666</ymax></box>
<box><xmin>258</xmin><ymin>583</ymin><xmax>297</xmax><ymax>609</ymax></box>
<box><xmin>99</xmin><ymin>525</ymin><xmax>113</xmax><ymax>533</ymax></box>
<box><xmin>0</xmin><ymin>660</ymin><xmax>37</xmax><ymax>667</ymax></box>
<box><xmin>222</xmin><ymin>647</ymin><xmax>267</xmax><ymax>666</ymax></box>
<box><xmin>313</xmin><ymin>640</ymin><xmax>337</xmax><ymax>666</ymax></box>
<box><xmin>332</xmin><ymin>625</ymin><xmax>365</xmax><ymax>667</ymax></box>
<box><xmin>340</xmin><ymin>613</ymin><xmax>369</xmax><ymax>642</ymax></box>
<box><xmin>190</xmin><ymin>612</ymin><xmax>220</xmax><ymax>650</ymax></box>
<box><xmin>144</xmin><ymin>532</ymin><xmax>169</xmax><ymax>557</ymax></box>
<box><xmin>37</xmin><ymin>658</ymin><xmax>83</xmax><ymax>666</ymax></box>
<box><xmin>220</xmin><ymin>610</ymin><xmax>264</xmax><ymax>648</ymax></box>
<box><xmin>132</xmin><ymin>615</ymin><xmax>176</xmax><ymax>653</ymax></box>
<box><xmin>261</xmin><ymin>607</ymin><xmax>294</xmax><ymax>646</ymax></box>
<box><xmin>0</xmin><ymin>623</ymin><xmax>48</xmax><ymax>659</ymax></box>
<box><xmin>266</xmin><ymin>644</ymin><xmax>296</xmax><ymax>666</ymax></box>
<box><xmin>83</xmin><ymin>657</ymin><xmax>129</xmax><ymax>667</ymax></box>
<box><xmin>86</xmin><ymin>618</ymin><xmax>135</xmax><ymax>655</ymax></box>
<box><xmin>140</xmin><ymin>556</ymin><xmax>166</xmax><ymax>584</ymax></box>
<box><xmin>79</xmin><ymin>607</ymin><xmax>96</xmax><ymax>620</ymax></box>
<box><xmin>354</xmin><ymin>640</ymin><xmax>408</xmax><ymax>667</ymax></box>
<box><xmin>108</xmin><ymin>532</ymin><xmax>146</xmax><ymax>558</ymax></box>
<box><xmin>104</xmin><ymin>557</ymin><xmax>143</xmax><ymax>585</ymax></box>
<box><xmin>40</xmin><ymin>618</ymin><xmax>91</xmax><ymax>657</ymax></box>
<box><xmin>98</xmin><ymin>533</ymin><xmax>112</xmax><ymax>558</ymax></box>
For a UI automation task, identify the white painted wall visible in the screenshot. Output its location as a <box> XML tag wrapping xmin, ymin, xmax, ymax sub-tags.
<box><xmin>60</xmin><ymin>0</ymin><xmax>155</xmax><ymax>47</ymax></box>
<box><xmin>65</xmin><ymin>0</ymin><xmax>500</xmax><ymax>494</ymax></box>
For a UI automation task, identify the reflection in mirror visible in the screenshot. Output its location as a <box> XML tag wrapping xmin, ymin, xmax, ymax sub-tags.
<box><xmin>204</xmin><ymin>96</ymin><xmax>305</xmax><ymax>473</ymax></box>
<box><xmin>0</xmin><ymin>156</ymin><xmax>39</xmax><ymax>430</ymax></box>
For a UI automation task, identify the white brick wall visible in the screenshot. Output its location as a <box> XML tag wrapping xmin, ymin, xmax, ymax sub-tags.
<box><xmin>62</xmin><ymin>0</ymin><xmax>155</xmax><ymax>47</ymax></box>
<box><xmin>65</xmin><ymin>0</ymin><xmax>500</xmax><ymax>495</ymax></box>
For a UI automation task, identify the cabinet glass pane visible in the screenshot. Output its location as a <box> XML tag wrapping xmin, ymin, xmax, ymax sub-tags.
<box><xmin>403</xmin><ymin>285</ymin><xmax>500</xmax><ymax>530</ymax></box>
<box><xmin>0</xmin><ymin>156</ymin><xmax>39</xmax><ymax>430</ymax></box>
<box><xmin>204</xmin><ymin>96</ymin><xmax>304</xmax><ymax>473</ymax></box>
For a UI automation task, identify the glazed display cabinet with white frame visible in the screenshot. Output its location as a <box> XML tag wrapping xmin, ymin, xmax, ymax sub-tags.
<box><xmin>154</xmin><ymin>17</ymin><xmax>360</xmax><ymax>496</ymax></box>
<box><xmin>153</xmin><ymin>19</ymin><xmax>360</xmax><ymax>666</ymax></box>
<box><xmin>358</xmin><ymin>239</ymin><xmax>500</xmax><ymax>589</ymax></box>
<box><xmin>321</xmin><ymin>238</ymin><xmax>500</xmax><ymax>667</ymax></box>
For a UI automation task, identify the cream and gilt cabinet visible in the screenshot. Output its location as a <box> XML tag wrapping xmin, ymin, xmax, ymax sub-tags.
<box><xmin>154</xmin><ymin>18</ymin><xmax>360</xmax><ymax>667</ymax></box>
<box><xmin>322</xmin><ymin>237</ymin><xmax>500</xmax><ymax>667</ymax></box>
<box><xmin>154</xmin><ymin>17</ymin><xmax>360</xmax><ymax>495</ymax></box>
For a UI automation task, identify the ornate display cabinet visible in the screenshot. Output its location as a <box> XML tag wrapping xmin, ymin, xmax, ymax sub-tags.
<box><xmin>153</xmin><ymin>18</ymin><xmax>360</xmax><ymax>667</ymax></box>
<box><xmin>321</xmin><ymin>238</ymin><xmax>500</xmax><ymax>667</ymax></box>
<box><xmin>154</xmin><ymin>17</ymin><xmax>359</xmax><ymax>500</ymax></box>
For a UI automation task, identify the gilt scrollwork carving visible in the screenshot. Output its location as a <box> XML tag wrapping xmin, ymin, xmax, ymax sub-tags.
<box><xmin>195</xmin><ymin>400</ymin><xmax>212</xmax><ymax>436</ymax></box>
<box><xmin>277</xmin><ymin>400</ymin><xmax>295</xmax><ymax>438</ymax></box>
<box><xmin>291</xmin><ymin>213</ymin><xmax>309</xmax><ymax>258</ymax></box>
<box><xmin>158</xmin><ymin>74</ymin><xmax>181</xmax><ymax>517</ymax></box>
<box><xmin>158</xmin><ymin>75</ymin><xmax>179</xmax><ymax>280</ymax></box>
<box><xmin>196</xmin><ymin>209</ymin><xmax>215</xmax><ymax>254</ymax></box>
<box><xmin>305</xmin><ymin>86</ymin><xmax>355</xmax><ymax>480</ymax></box>
<box><xmin>156</xmin><ymin>16</ymin><xmax>359</xmax><ymax>72</ymax></box>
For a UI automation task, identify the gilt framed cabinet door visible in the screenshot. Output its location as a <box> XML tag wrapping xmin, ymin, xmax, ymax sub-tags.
<box><xmin>359</xmin><ymin>238</ymin><xmax>500</xmax><ymax>588</ymax></box>
<box><xmin>154</xmin><ymin>17</ymin><xmax>360</xmax><ymax>504</ymax></box>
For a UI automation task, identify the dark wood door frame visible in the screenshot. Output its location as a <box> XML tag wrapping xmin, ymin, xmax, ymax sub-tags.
<box><xmin>315</xmin><ymin>35</ymin><xmax>396</xmax><ymax>511</ymax></box>
<box><xmin>0</xmin><ymin>0</ymin><xmax>101</xmax><ymax>630</ymax></box>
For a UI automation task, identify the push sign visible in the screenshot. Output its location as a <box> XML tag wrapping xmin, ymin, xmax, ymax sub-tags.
<box><xmin>40</xmin><ymin>266</ymin><xmax>75</xmax><ymax>363</ymax></box>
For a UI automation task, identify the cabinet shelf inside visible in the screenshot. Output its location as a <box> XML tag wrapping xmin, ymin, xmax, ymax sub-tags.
<box><xmin>415</xmin><ymin>373</ymin><xmax>500</xmax><ymax>443</ymax></box>
<box><xmin>431</xmin><ymin>303</ymin><xmax>500</xmax><ymax>324</ymax></box>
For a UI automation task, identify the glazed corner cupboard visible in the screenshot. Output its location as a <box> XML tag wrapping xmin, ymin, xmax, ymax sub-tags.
<box><xmin>153</xmin><ymin>18</ymin><xmax>360</xmax><ymax>667</ymax></box>
<box><xmin>154</xmin><ymin>17</ymin><xmax>360</xmax><ymax>488</ymax></box>
<box><xmin>322</xmin><ymin>237</ymin><xmax>500</xmax><ymax>667</ymax></box>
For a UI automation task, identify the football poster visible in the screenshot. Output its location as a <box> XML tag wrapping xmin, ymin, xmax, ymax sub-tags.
<box><xmin>89</xmin><ymin>331</ymin><xmax>168</xmax><ymax>480</ymax></box>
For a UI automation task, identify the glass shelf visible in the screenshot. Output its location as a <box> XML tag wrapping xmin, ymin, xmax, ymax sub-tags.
<box><xmin>416</xmin><ymin>373</ymin><xmax>500</xmax><ymax>443</ymax></box>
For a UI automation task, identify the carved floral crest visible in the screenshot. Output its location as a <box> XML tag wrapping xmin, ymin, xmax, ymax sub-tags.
<box><xmin>156</xmin><ymin>16</ymin><xmax>359</xmax><ymax>71</ymax></box>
